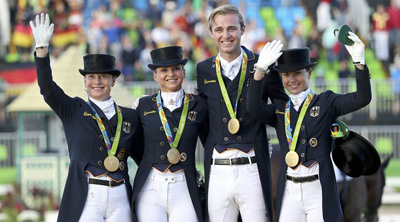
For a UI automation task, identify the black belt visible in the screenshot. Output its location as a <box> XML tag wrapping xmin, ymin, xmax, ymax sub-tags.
<box><xmin>212</xmin><ymin>156</ymin><xmax>257</xmax><ymax>165</ymax></box>
<box><xmin>88</xmin><ymin>178</ymin><xmax>125</xmax><ymax>187</ymax></box>
<box><xmin>286</xmin><ymin>174</ymin><xmax>319</xmax><ymax>183</ymax></box>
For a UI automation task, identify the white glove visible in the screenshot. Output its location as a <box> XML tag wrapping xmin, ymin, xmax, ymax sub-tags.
<box><xmin>344</xmin><ymin>32</ymin><xmax>365</xmax><ymax>65</ymax></box>
<box><xmin>254</xmin><ymin>40</ymin><xmax>283</xmax><ymax>72</ymax></box>
<box><xmin>29</xmin><ymin>13</ymin><xmax>54</xmax><ymax>48</ymax></box>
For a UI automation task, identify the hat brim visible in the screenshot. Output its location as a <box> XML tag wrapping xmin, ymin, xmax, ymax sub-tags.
<box><xmin>148</xmin><ymin>58</ymin><xmax>188</xmax><ymax>70</ymax></box>
<box><xmin>332</xmin><ymin>131</ymin><xmax>381</xmax><ymax>177</ymax></box>
<box><xmin>273</xmin><ymin>62</ymin><xmax>316</xmax><ymax>73</ymax></box>
<box><xmin>79</xmin><ymin>69</ymin><xmax>121</xmax><ymax>77</ymax></box>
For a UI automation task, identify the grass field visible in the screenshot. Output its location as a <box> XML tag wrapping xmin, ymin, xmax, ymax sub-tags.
<box><xmin>0</xmin><ymin>167</ymin><xmax>17</xmax><ymax>184</ymax></box>
<box><xmin>385</xmin><ymin>159</ymin><xmax>400</xmax><ymax>177</ymax></box>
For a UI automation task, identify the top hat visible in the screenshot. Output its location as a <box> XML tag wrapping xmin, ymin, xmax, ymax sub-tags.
<box><xmin>79</xmin><ymin>54</ymin><xmax>121</xmax><ymax>77</ymax></box>
<box><xmin>148</xmin><ymin>46</ymin><xmax>188</xmax><ymax>70</ymax></box>
<box><xmin>334</xmin><ymin>24</ymin><xmax>354</xmax><ymax>46</ymax></box>
<box><xmin>273</xmin><ymin>48</ymin><xmax>316</xmax><ymax>72</ymax></box>
<box><xmin>332</xmin><ymin>131</ymin><xmax>381</xmax><ymax>178</ymax></box>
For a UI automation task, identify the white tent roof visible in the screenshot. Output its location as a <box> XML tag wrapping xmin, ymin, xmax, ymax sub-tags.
<box><xmin>7</xmin><ymin>47</ymin><xmax>134</xmax><ymax>112</ymax></box>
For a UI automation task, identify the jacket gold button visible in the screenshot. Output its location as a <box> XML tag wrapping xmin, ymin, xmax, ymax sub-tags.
<box><xmin>99</xmin><ymin>135</ymin><xmax>103</xmax><ymax>139</ymax></box>
<box><xmin>160</xmin><ymin>126</ymin><xmax>164</xmax><ymax>131</ymax></box>
<box><xmin>173</xmin><ymin>127</ymin><xmax>178</xmax><ymax>132</ymax></box>
<box><xmin>160</xmin><ymin>155</ymin><xmax>165</xmax><ymax>160</ymax></box>
<box><xmin>99</xmin><ymin>147</ymin><xmax>103</xmax><ymax>151</ymax></box>
<box><xmin>111</xmin><ymin>137</ymin><xmax>114</xmax><ymax>141</ymax></box>
<box><xmin>301</xmin><ymin>126</ymin><xmax>305</xmax><ymax>130</ymax></box>
<box><xmin>301</xmin><ymin>153</ymin><xmax>305</xmax><ymax>157</ymax></box>
<box><xmin>222</xmin><ymin>118</ymin><xmax>227</xmax><ymax>122</ymax></box>
<box><xmin>160</xmin><ymin>142</ymin><xmax>165</xmax><ymax>146</ymax></box>
<box><xmin>220</xmin><ymin>98</ymin><xmax>224</xmax><ymax>103</ymax></box>
<box><xmin>98</xmin><ymin>160</ymin><xmax>102</xmax><ymax>165</ymax></box>
<box><xmin>239</xmin><ymin>98</ymin><xmax>244</xmax><ymax>103</ymax></box>
<box><xmin>224</xmin><ymin>137</ymin><xmax>229</xmax><ymax>141</ymax></box>
<box><xmin>237</xmin><ymin>136</ymin><xmax>242</xmax><ymax>141</ymax></box>
<box><xmin>301</xmin><ymin>139</ymin><xmax>306</xmax><ymax>144</ymax></box>
<box><xmin>239</xmin><ymin>118</ymin><xmax>243</xmax><ymax>122</ymax></box>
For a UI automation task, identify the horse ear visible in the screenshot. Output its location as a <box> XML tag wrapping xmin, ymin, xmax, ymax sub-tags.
<box><xmin>381</xmin><ymin>154</ymin><xmax>393</xmax><ymax>169</ymax></box>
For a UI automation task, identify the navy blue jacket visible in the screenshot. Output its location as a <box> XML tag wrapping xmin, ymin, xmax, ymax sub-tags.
<box><xmin>132</xmin><ymin>93</ymin><xmax>208</xmax><ymax>222</ymax></box>
<box><xmin>196</xmin><ymin>46</ymin><xmax>288</xmax><ymax>221</ymax></box>
<box><xmin>35</xmin><ymin>54</ymin><xmax>142</xmax><ymax>222</ymax></box>
<box><xmin>247</xmin><ymin>66</ymin><xmax>372</xmax><ymax>222</ymax></box>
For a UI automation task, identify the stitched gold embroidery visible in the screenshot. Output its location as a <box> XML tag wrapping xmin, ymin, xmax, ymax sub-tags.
<box><xmin>204</xmin><ymin>79</ymin><xmax>217</xmax><ymax>84</ymax></box>
<box><xmin>144</xmin><ymin>110</ymin><xmax>156</xmax><ymax>116</ymax></box>
<box><xmin>275</xmin><ymin>110</ymin><xmax>285</xmax><ymax>115</ymax></box>
<box><xmin>83</xmin><ymin>111</ymin><xmax>97</xmax><ymax>120</ymax></box>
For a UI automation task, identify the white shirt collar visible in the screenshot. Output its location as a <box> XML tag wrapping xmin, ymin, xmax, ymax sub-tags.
<box><xmin>219</xmin><ymin>51</ymin><xmax>243</xmax><ymax>80</ymax></box>
<box><xmin>89</xmin><ymin>97</ymin><xmax>116</xmax><ymax>120</ymax></box>
<box><xmin>161</xmin><ymin>89</ymin><xmax>184</xmax><ymax>112</ymax></box>
<box><xmin>289</xmin><ymin>88</ymin><xmax>311</xmax><ymax>111</ymax></box>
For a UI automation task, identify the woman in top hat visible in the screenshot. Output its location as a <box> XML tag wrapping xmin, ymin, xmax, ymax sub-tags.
<box><xmin>30</xmin><ymin>14</ymin><xmax>142</xmax><ymax>222</ymax></box>
<box><xmin>247</xmin><ymin>35</ymin><xmax>372</xmax><ymax>221</ymax></box>
<box><xmin>131</xmin><ymin>46</ymin><xmax>207</xmax><ymax>222</ymax></box>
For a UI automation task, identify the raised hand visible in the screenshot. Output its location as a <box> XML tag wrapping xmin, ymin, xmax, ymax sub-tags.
<box><xmin>344</xmin><ymin>32</ymin><xmax>365</xmax><ymax>65</ymax></box>
<box><xmin>254</xmin><ymin>40</ymin><xmax>283</xmax><ymax>73</ymax></box>
<box><xmin>29</xmin><ymin>13</ymin><xmax>54</xmax><ymax>48</ymax></box>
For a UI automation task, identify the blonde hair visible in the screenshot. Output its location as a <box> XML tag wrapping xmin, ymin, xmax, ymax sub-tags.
<box><xmin>208</xmin><ymin>4</ymin><xmax>245</xmax><ymax>32</ymax></box>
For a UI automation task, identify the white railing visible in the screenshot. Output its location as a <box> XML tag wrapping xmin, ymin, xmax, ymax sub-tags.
<box><xmin>0</xmin><ymin>131</ymin><xmax>46</xmax><ymax>167</ymax></box>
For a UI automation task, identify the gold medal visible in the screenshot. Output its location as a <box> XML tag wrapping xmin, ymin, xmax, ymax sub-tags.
<box><xmin>285</xmin><ymin>151</ymin><xmax>299</xmax><ymax>167</ymax></box>
<box><xmin>167</xmin><ymin>149</ymin><xmax>180</xmax><ymax>164</ymax></box>
<box><xmin>228</xmin><ymin>118</ymin><xmax>240</xmax><ymax>134</ymax></box>
<box><xmin>104</xmin><ymin>156</ymin><xmax>120</xmax><ymax>172</ymax></box>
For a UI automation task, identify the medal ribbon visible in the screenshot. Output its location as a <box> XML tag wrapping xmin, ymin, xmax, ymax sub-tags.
<box><xmin>284</xmin><ymin>91</ymin><xmax>314</xmax><ymax>152</ymax></box>
<box><xmin>215</xmin><ymin>50</ymin><xmax>248</xmax><ymax>119</ymax></box>
<box><xmin>87</xmin><ymin>101</ymin><xmax>123</xmax><ymax>156</ymax></box>
<box><xmin>156</xmin><ymin>91</ymin><xmax>190</xmax><ymax>149</ymax></box>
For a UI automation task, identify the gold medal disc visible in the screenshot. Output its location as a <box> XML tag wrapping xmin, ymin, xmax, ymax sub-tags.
<box><xmin>228</xmin><ymin>118</ymin><xmax>240</xmax><ymax>134</ymax></box>
<box><xmin>104</xmin><ymin>156</ymin><xmax>120</xmax><ymax>172</ymax></box>
<box><xmin>167</xmin><ymin>149</ymin><xmax>181</xmax><ymax>164</ymax></box>
<box><xmin>285</xmin><ymin>151</ymin><xmax>299</xmax><ymax>167</ymax></box>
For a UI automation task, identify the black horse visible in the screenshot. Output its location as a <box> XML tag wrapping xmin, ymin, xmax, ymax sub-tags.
<box><xmin>269</xmin><ymin>144</ymin><xmax>391</xmax><ymax>222</ymax></box>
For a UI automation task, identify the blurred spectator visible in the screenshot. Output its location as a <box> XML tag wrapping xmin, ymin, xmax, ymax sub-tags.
<box><xmin>372</xmin><ymin>4</ymin><xmax>390</xmax><ymax>61</ymax></box>
<box><xmin>332</xmin><ymin>0</ymin><xmax>348</xmax><ymax>25</ymax></box>
<box><xmin>316</xmin><ymin>0</ymin><xmax>332</xmax><ymax>31</ymax></box>
<box><xmin>288</xmin><ymin>19</ymin><xmax>306</xmax><ymax>49</ymax></box>
<box><xmin>338</xmin><ymin>59</ymin><xmax>352</xmax><ymax>93</ymax></box>
<box><xmin>391</xmin><ymin>47</ymin><xmax>400</xmax><ymax>115</ymax></box>
<box><xmin>387</xmin><ymin>0</ymin><xmax>400</xmax><ymax>54</ymax></box>
<box><xmin>0</xmin><ymin>0</ymin><xmax>11</xmax><ymax>60</ymax></box>
<box><xmin>138</xmin><ymin>41</ymin><xmax>155</xmax><ymax>81</ymax></box>
<box><xmin>307</xmin><ymin>26</ymin><xmax>320</xmax><ymax>62</ymax></box>
<box><xmin>346</xmin><ymin>0</ymin><xmax>370</xmax><ymax>39</ymax></box>
<box><xmin>120</xmin><ymin>34</ymin><xmax>137</xmax><ymax>81</ymax></box>
<box><xmin>242</xmin><ymin>19</ymin><xmax>266</xmax><ymax>52</ymax></box>
<box><xmin>11</xmin><ymin>5</ymin><xmax>33</xmax><ymax>62</ymax></box>
<box><xmin>372</xmin><ymin>4</ymin><xmax>390</xmax><ymax>75</ymax></box>
<box><xmin>151</xmin><ymin>21</ymin><xmax>171</xmax><ymax>47</ymax></box>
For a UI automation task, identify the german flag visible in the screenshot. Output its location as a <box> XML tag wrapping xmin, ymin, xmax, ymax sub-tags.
<box><xmin>12</xmin><ymin>23</ymin><xmax>33</xmax><ymax>48</ymax></box>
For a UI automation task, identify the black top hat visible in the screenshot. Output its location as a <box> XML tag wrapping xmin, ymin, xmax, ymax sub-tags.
<box><xmin>332</xmin><ymin>131</ymin><xmax>381</xmax><ymax>178</ymax></box>
<box><xmin>79</xmin><ymin>54</ymin><xmax>121</xmax><ymax>77</ymax></box>
<box><xmin>273</xmin><ymin>48</ymin><xmax>316</xmax><ymax>72</ymax></box>
<box><xmin>148</xmin><ymin>46</ymin><xmax>188</xmax><ymax>70</ymax></box>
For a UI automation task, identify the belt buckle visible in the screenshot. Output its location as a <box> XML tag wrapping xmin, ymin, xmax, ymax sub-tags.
<box><xmin>229</xmin><ymin>158</ymin><xmax>232</xmax><ymax>166</ymax></box>
<box><xmin>109</xmin><ymin>180</ymin><xmax>112</xmax><ymax>187</ymax></box>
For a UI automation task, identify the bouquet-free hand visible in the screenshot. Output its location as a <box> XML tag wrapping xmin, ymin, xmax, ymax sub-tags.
<box><xmin>254</xmin><ymin>40</ymin><xmax>283</xmax><ymax>72</ymax></box>
<box><xmin>29</xmin><ymin>13</ymin><xmax>54</xmax><ymax>48</ymax></box>
<box><xmin>344</xmin><ymin>32</ymin><xmax>365</xmax><ymax>65</ymax></box>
